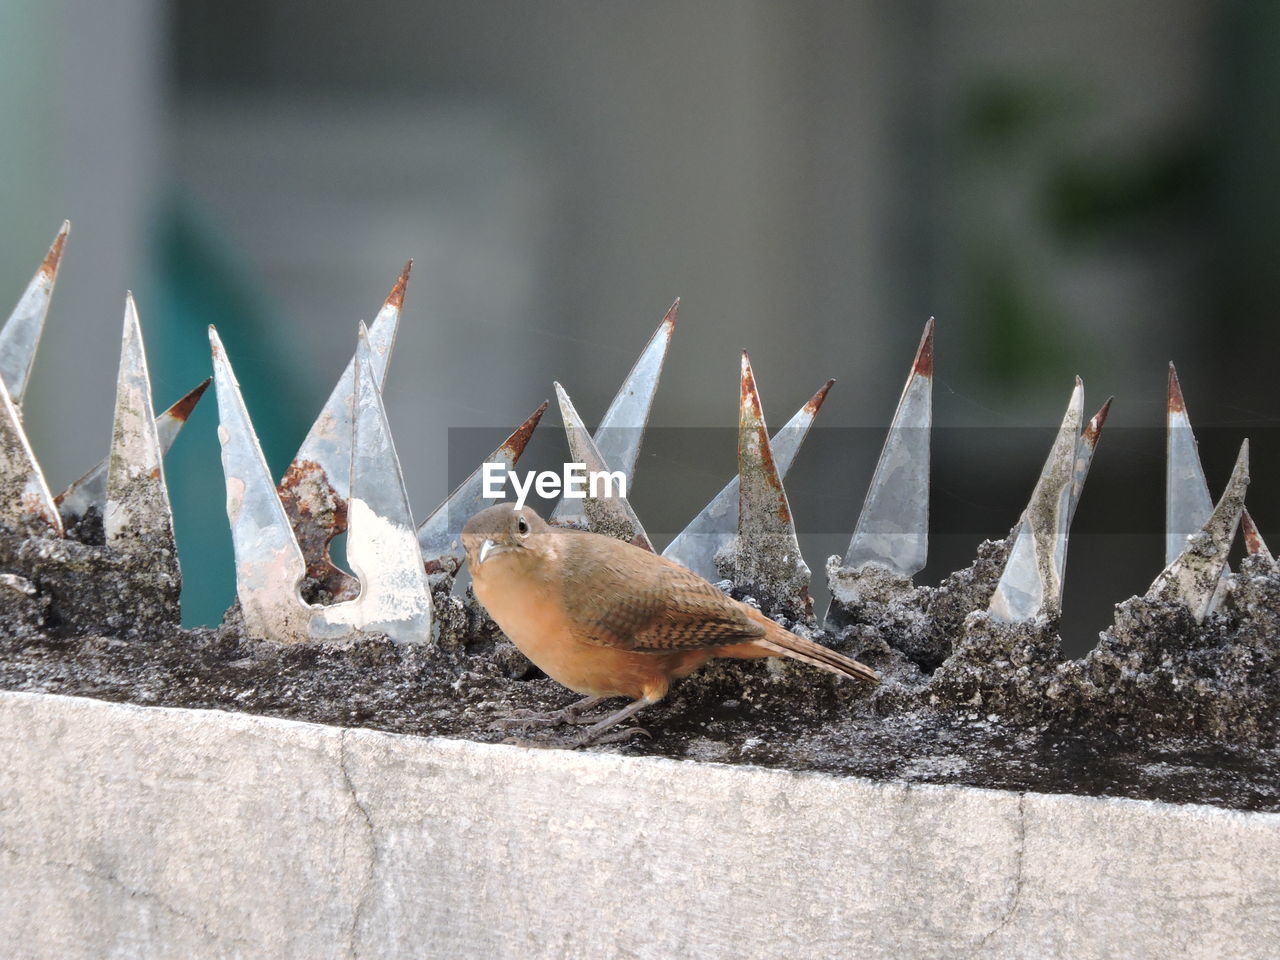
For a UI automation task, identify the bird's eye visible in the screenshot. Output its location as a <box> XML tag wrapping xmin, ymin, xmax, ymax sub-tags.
<box><xmin>516</xmin><ymin>515</ymin><xmax>531</xmax><ymax>538</ymax></box>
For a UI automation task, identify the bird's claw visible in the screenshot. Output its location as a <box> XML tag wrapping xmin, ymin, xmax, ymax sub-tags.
<box><xmin>489</xmin><ymin>706</ymin><xmax>593</xmax><ymax>732</ymax></box>
<box><xmin>575</xmin><ymin>726</ymin><xmax>651</xmax><ymax>748</ymax></box>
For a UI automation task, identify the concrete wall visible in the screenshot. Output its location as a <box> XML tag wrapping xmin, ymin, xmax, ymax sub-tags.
<box><xmin>0</xmin><ymin>689</ymin><xmax>1276</xmax><ymax>959</ymax></box>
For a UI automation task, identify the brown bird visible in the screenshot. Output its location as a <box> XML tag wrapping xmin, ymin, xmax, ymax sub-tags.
<box><xmin>462</xmin><ymin>503</ymin><xmax>880</xmax><ymax>746</ymax></box>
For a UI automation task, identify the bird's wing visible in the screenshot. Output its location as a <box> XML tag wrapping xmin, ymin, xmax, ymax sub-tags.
<box><xmin>560</xmin><ymin>541</ymin><xmax>767</xmax><ymax>652</ymax></box>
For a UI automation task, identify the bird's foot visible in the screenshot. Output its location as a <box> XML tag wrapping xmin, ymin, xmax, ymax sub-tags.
<box><xmin>573</xmin><ymin>726</ymin><xmax>651</xmax><ymax>748</ymax></box>
<box><xmin>489</xmin><ymin>708</ymin><xmax>589</xmax><ymax>732</ymax></box>
<box><xmin>489</xmin><ymin>696</ymin><xmax>607</xmax><ymax>732</ymax></box>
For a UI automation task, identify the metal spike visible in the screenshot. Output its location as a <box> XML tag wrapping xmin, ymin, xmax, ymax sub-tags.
<box><xmin>209</xmin><ymin>325</ymin><xmax>311</xmax><ymax>642</ymax></box>
<box><xmin>1146</xmin><ymin>440</ymin><xmax>1249</xmax><ymax>623</ymax></box>
<box><xmin>554</xmin><ymin>381</ymin><xmax>654</xmax><ymax>551</ymax></box>
<box><xmin>1240</xmin><ymin>509</ymin><xmax>1273</xmax><ymax>564</ymax></box>
<box><xmin>0</xmin><ymin>221</ymin><xmax>69</xmax><ymax>407</ymax></box>
<box><xmin>103</xmin><ymin>295</ymin><xmax>177</xmax><ymax>559</ymax></box>
<box><xmin>416</xmin><ymin>400</ymin><xmax>549</xmax><ymax>574</ymax></box>
<box><xmin>311</xmin><ymin>324</ymin><xmax>432</xmax><ymax>643</ymax></box>
<box><xmin>663</xmin><ymin>379</ymin><xmax>833</xmax><ymax>578</ymax></box>
<box><xmin>1166</xmin><ymin>363</ymin><xmax>1215</xmax><ymax>566</ymax></box>
<box><xmin>723</xmin><ymin>351</ymin><xmax>811</xmax><ymax>614</ymax></box>
<box><xmin>1070</xmin><ymin>397</ymin><xmax>1112</xmax><ymax>525</ymax></box>
<box><xmin>278</xmin><ymin>261</ymin><xmax>411</xmax><ymax>594</ymax></box>
<box><xmin>988</xmin><ymin>379</ymin><xmax>1085</xmax><ymax>623</ymax></box>
<box><xmin>552</xmin><ymin>299</ymin><xmax>677</xmax><ymax>520</ymax></box>
<box><xmin>841</xmin><ymin>318</ymin><xmax>934</xmax><ymax>578</ymax></box>
<box><xmin>56</xmin><ymin>378</ymin><xmax>211</xmax><ymax>523</ymax></box>
<box><xmin>0</xmin><ymin>355</ymin><xmax>61</xmax><ymax>538</ymax></box>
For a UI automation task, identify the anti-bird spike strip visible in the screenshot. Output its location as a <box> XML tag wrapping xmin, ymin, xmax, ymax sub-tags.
<box><xmin>307</xmin><ymin>324</ymin><xmax>431</xmax><ymax>643</ymax></box>
<box><xmin>825</xmin><ymin>320</ymin><xmax>933</xmax><ymax>619</ymax></box>
<box><xmin>56</xmin><ymin>378</ymin><xmax>211</xmax><ymax>524</ymax></box>
<box><xmin>417</xmin><ymin>400</ymin><xmax>549</xmax><ymax>574</ymax></box>
<box><xmin>103</xmin><ymin>295</ymin><xmax>178</xmax><ymax>567</ymax></box>
<box><xmin>554</xmin><ymin>381</ymin><xmax>654</xmax><ymax>551</ymax></box>
<box><xmin>1146</xmin><ymin>439</ymin><xmax>1249</xmax><ymax>623</ymax></box>
<box><xmin>663</xmin><ymin>378</ymin><xmax>833</xmax><ymax>579</ymax></box>
<box><xmin>988</xmin><ymin>378</ymin><xmax>1092</xmax><ymax>623</ymax></box>
<box><xmin>278</xmin><ymin>261</ymin><xmax>411</xmax><ymax>599</ymax></box>
<box><xmin>721</xmin><ymin>350</ymin><xmax>811</xmax><ymax>616</ymax></box>
<box><xmin>210</xmin><ymin>325</ymin><xmax>313</xmax><ymax>642</ymax></box>
<box><xmin>0</xmin><ymin>361</ymin><xmax>62</xmax><ymax>538</ymax></box>
<box><xmin>0</xmin><ymin>221</ymin><xmax>69</xmax><ymax>409</ymax></box>
<box><xmin>551</xmin><ymin>299</ymin><xmax>677</xmax><ymax>521</ymax></box>
<box><xmin>1</xmin><ymin>220</ymin><xmax>1274</xmax><ymax>658</ymax></box>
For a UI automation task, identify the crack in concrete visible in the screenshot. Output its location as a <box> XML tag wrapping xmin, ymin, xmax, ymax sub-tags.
<box><xmin>0</xmin><ymin>839</ymin><xmax>254</xmax><ymax>952</ymax></box>
<box><xmin>978</xmin><ymin>792</ymin><xmax>1028</xmax><ymax>952</ymax></box>
<box><xmin>339</xmin><ymin>728</ymin><xmax>378</xmax><ymax>960</ymax></box>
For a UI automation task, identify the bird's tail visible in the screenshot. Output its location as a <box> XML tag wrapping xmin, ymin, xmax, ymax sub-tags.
<box><xmin>741</xmin><ymin>608</ymin><xmax>881</xmax><ymax>685</ymax></box>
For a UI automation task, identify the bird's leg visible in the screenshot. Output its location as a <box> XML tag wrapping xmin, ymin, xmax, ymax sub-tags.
<box><xmin>491</xmin><ymin>695</ymin><xmax>609</xmax><ymax>731</ymax></box>
<box><xmin>571</xmin><ymin>696</ymin><xmax>657</xmax><ymax>748</ymax></box>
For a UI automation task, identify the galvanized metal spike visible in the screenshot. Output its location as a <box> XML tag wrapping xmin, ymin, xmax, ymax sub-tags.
<box><xmin>841</xmin><ymin>317</ymin><xmax>934</xmax><ymax>578</ymax></box>
<box><xmin>278</xmin><ymin>261</ymin><xmax>411</xmax><ymax>593</ymax></box>
<box><xmin>209</xmin><ymin>325</ymin><xmax>311</xmax><ymax>642</ymax></box>
<box><xmin>310</xmin><ymin>324</ymin><xmax>432</xmax><ymax>643</ymax></box>
<box><xmin>417</xmin><ymin>400</ymin><xmax>549</xmax><ymax>574</ymax></box>
<box><xmin>722</xmin><ymin>351</ymin><xmax>811</xmax><ymax>615</ymax></box>
<box><xmin>0</xmin><ymin>221</ymin><xmax>69</xmax><ymax>408</ymax></box>
<box><xmin>1069</xmin><ymin>397</ymin><xmax>1111</xmax><ymax>526</ymax></box>
<box><xmin>1146</xmin><ymin>440</ymin><xmax>1249</xmax><ymax>623</ymax></box>
<box><xmin>1166</xmin><ymin>363</ymin><xmax>1215</xmax><ymax>567</ymax></box>
<box><xmin>554</xmin><ymin>381</ymin><xmax>654</xmax><ymax>551</ymax></box>
<box><xmin>57</xmin><ymin>378</ymin><xmax>211</xmax><ymax>524</ymax></box>
<box><xmin>663</xmin><ymin>379</ymin><xmax>833</xmax><ymax>578</ymax></box>
<box><xmin>988</xmin><ymin>378</ymin><xmax>1085</xmax><ymax>623</ymax></box>
<box><xmin>103</xmin><ymin>295</ymin><xmax>177</xmax><ymax>558</ymax></box>
<box><xmin>552</xmin><ymin>299</ymin><xmax>677</xmax><ymax>520</ymax></box>
<box><xmin>0</xmin><ymin>352</ymin><xmax>61</xmax><ymax>538</ymax></box>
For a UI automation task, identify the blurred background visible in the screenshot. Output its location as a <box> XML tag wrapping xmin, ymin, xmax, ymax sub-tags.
<box><xmin>1</xmin><ymin>0</ymin><xmax>1276</xmax><ymax>652</ymax></box>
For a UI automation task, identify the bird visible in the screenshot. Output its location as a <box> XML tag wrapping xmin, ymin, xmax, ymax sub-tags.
<box><xmin>462</xmin><ymin>502</ymin><xmax>880</xmax><ymax>747</ymax></box>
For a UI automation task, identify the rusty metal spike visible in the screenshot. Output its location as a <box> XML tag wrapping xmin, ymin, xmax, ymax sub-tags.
<box><xmin>1070</xmin><ymin>396</ymin><xmax>1111</xmax><ymax>526</ymax></box>
<box><xmin>209</xmin><ymin>325</ymin><xmax>311</xmax><ymax>642</ymax></box>
<box><xmin>1146</xmin><ymin>440</ymin><xmax>1249</xmax><ymax>623</ymax></box>
<box><xmin>57</xmin><ymin>378</ymin><xmax>211</xmax><ymax>524</ymax></box>
<box><xmin>1240</xmin><ymin>509</ymin><xmax>1273</xmax><ymax>563</ymax></box>
<box><xmin>554</xmin><ymin>381</ymin><xmax>654</xmax><ymax>551</ymax></box>
<box><xmin>1166</xmin><ymin>363</ymin><xmax>1215</xmax><ymax>567</ymax></box>
<box><xmin>278</xmin><ymin>262</ymin><xmax>411</xmax><ymax>595</ymax></box>
<box><xmin>310</xmin><ymin>324</ymin><xmax>431</xmax><ymax>644</ymax></box>
<box><xmin>723</xmin><ymin>351</ymin><xmax>811</xmax><ymax>616</ymax></box>
<box><xmin>103</xmin><ymin>295</ymin><xmax>177</xmax><ymax>561</ymax></box>
<box><xmin>417</xmin><ymin>400</ymin><xmax>549</xmax><ymax>574</ymax></box>
<box><xmin>0</xmin><ymin>358</ymin><xmax>61</xmax><ymax>538</ymax></box>
<box><xmin>663</xmin><ymin>379</ymin><xmax>833</xmax><ymax>578</ymax></box>
<box><xmin>988</xmin><ymin>379</ymin><xmax>1085</xmax><ymax>623</ymax></box>
<box><xmin>552</xmin><ymin>299</ymin><xmax>677</xmax><ymax>520</ymax></box>
<box><xmin>842</xmin><ymin>318</ymin><xmax>934</xmax><ymax>578</ymax></box>
<box><xmin>0</xmin><ymin>221</ymin><xmax>69</xmax><ymax>408</ymax></box>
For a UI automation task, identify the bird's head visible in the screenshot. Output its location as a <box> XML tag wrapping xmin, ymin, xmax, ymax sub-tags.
<box><xmin>462</xmin><ymin>503</ymin><xmax>553</xmax><ymax>572</ymax></box>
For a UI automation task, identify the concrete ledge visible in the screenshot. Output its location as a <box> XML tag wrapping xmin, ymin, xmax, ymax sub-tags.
<box><xmin>0</xmin><ymin>690</ymin><xmax>1276</xmax><ymax>959</ymax></box>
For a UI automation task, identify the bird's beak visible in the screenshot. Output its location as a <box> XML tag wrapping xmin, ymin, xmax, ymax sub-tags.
<box><xmin>477</xmin><ymin>538</ymin><xmax>497</xmax><ymax>565</ymax></box>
